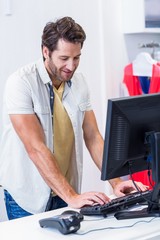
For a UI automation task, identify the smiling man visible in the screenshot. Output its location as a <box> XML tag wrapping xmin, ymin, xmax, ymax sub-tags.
<box><xmin>0</xmin><ymin>16</ymin><xmax>147</xmax><ymax>220</ymax></box>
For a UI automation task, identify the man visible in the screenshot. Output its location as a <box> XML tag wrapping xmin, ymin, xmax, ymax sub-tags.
<box><xmin>0</xmin><ymin>16</ymin><xmax>147</xmax><ymax>220</ymax></box>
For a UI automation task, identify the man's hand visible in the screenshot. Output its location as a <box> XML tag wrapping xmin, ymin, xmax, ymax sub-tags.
<box><xmin>113</xmin><ymin>180</ymin><xmax>149</xmax><ymax>197</ymax></box>
<box><xmin>67</xmin><ymin>191</ymin><xmax>110</xmax><ymax>208</ymax></box>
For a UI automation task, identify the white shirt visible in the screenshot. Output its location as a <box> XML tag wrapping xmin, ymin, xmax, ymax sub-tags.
<box><xmin>0</xmin><ymin>59</ymin><xmax>92</xmax><ymax>214</ymax></box>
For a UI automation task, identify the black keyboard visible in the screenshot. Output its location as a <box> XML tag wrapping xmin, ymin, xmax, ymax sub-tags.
<box><xmin>80</xmin><ymin>190</ymin><xmax>152</xmax><ymax>217</ymax></box>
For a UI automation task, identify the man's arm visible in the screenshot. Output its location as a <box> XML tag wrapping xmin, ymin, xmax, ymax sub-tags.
<box><xmin>82</xmin><ymin>110</ymin><xmax>110</xmax><ymax>171</ymax></box>
<box><xmin>83</xmin><ymin>110</ymin><xmax>148</xmax><ymax>196</ymax></box>
<box><xmin>10</xmin><ymin>114</ymin><xmax>110</xmax><ymax>208</ymax></box>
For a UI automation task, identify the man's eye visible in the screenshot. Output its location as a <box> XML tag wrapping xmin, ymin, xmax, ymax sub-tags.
<box><xmin>74</xmin><ymin>56</ymin><xmax>80</xmax><ymax>60</ymax></box>
<box><xmin>61</xmin><ymin>58</ymin><xmax>68</xmax><ymax>61</ymax></box>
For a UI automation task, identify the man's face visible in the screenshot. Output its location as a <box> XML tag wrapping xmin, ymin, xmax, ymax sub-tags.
<box><xmin>44</xmin><ymin>39</ymin><xmax>81</xmax><ymax>84</ymax></box>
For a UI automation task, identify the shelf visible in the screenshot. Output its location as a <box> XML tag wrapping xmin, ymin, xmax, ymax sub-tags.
<box><xmin>122</xmin><ymin>0</ymin><xmax>160</xmax><ymax>34</ymax></box>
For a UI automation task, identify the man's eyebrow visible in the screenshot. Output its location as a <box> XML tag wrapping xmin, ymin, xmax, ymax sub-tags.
<box><xmin>60</xmin><ymin>53</ymin><xmax>81</xmax><ymax>58</ymax></box>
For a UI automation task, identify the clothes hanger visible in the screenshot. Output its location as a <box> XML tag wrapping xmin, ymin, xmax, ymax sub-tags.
<box><xmin>132</xmin><ymin>52</ymin><xmax>157</xmax><ymax>77</ymax></box>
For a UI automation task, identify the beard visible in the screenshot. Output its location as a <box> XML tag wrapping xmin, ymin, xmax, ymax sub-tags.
<box><xmin>46</xmin><ymin>58</ymin><xmax>76</xmax><ymax>82</ymax></box>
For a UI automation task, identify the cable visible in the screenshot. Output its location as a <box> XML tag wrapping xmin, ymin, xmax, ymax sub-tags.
<box><xmin>75</xmin><ymin>217</ymin><xmax>156</xmax><ymax>235</ymax></box>
<box><xmin>128</xmin><ymin>163</ymin><xmax>157</xmax><ymax>206</ymax></box>
<box><xmin>147</xmin><ymin>169</ymin><xmax>154</xmax><ymax>189</ymax></box>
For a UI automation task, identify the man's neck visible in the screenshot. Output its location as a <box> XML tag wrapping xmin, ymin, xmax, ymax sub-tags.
<box><xmin>52</xmin><ymin>78</ymin><xmax>63</xmax><ymax>90</ymax></box>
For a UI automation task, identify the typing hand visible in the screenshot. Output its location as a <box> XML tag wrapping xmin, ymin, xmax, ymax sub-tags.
<box><xmin>67</xmin><ymin>191</ymin><xmax>110</xmax><ymax>209</ymax></box>
<box><xmin>113</xmin><ymin>180</ymin><xmax>149</xmax><ymax>197</ymax></box>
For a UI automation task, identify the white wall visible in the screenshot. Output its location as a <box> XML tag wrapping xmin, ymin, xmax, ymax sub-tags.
<box><xmin>0</xmin><ymin>0</ymin><xmax>160</xmax><ymax>206</ymax></box>
<box><xmin>0</xmin><ymin>0</ymin><xmax>113</xmax><ymax>195</ymax></box>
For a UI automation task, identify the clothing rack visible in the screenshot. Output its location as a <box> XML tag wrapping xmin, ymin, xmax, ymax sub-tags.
<box><xmin>138</xmin><ymin>41</ymin><xmax>160</xmax><ymax>60</ymax></box>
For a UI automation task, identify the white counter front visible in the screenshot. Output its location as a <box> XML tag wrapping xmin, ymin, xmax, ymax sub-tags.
<box><xmin>0</xmin><ymin>205</ymin><xmax>160</xmax><ymax>240</ymax></box>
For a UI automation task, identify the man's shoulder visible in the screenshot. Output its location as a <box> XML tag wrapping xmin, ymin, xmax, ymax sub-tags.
<box><xmin>8</xmin><ymin>59</ymin><xmax>40</xmax><ymax>81</ymax></box>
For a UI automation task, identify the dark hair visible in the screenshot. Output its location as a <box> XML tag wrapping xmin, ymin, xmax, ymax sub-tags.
<box><xmin>41</xmin><ymin>16</ymin><xmax>86</xmax><ymax>53</ymax></box>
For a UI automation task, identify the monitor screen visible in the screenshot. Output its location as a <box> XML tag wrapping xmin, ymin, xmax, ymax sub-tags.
<box><xmin>101</xmin><ymin>93</ymin><xmax>160</xmax><ymax>182</ymax></box>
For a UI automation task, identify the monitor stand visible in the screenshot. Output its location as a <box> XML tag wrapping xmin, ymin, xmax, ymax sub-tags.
<box><xmin>115</xmin><ymin>206</ymin><xmax>160</xmax><ymax>220</ymax></box>
<box><xmin>115</xmin><ymin>132</ymin><xmax>160</xmax><ymax>220</ymax></box>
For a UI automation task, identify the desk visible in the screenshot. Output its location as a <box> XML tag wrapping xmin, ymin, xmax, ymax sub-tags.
<box><xmin>0</xmin><ymin>206</ymin><xmax>160</xmax><ymax>240</ymax></box>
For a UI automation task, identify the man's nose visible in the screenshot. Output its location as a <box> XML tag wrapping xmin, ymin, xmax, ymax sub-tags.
<box><xmin>66</xmin><ymin>60</ymin><xmax>76</xmax><ymax>71</ymax></box>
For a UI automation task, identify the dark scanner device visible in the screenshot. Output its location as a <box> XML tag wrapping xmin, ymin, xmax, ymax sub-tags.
<box><xmin>39</xmin><ymin>210</ymin><xmax>84</xmax><ymax>234</ymax></box>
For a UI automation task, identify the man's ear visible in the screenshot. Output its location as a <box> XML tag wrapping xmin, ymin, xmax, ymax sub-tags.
<box><xmin>42</xmin><ymin>46</ymin><xmax>50</xmax><ymax>60</ymax></box>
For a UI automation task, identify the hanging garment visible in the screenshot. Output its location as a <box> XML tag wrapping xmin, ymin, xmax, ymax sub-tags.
<box><xmin>122</xmin><ymin>61</ymin><xmax>160</xmax><ymax>189</ymax></box>
<box><xmin>132</xmin><ymin>52</ymin><xmax>157</xmax><ymax>77</ymax></box>
<box><xmin>123</xmin><ymin>63</ymin><xmax>160</xmax><ymax>96</ymax></box>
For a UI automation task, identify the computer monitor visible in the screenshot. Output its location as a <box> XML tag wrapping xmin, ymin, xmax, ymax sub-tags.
<box><xmin>101</xmin><ymin>93</ymin><xmax>160</xmax><ymax>219</ymax></box>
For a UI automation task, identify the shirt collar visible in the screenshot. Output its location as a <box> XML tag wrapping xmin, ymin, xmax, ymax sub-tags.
<box><xmin>36</xmin><ymin>58</ymin><xmax>50</xmax><ymax>84</ymax></box>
